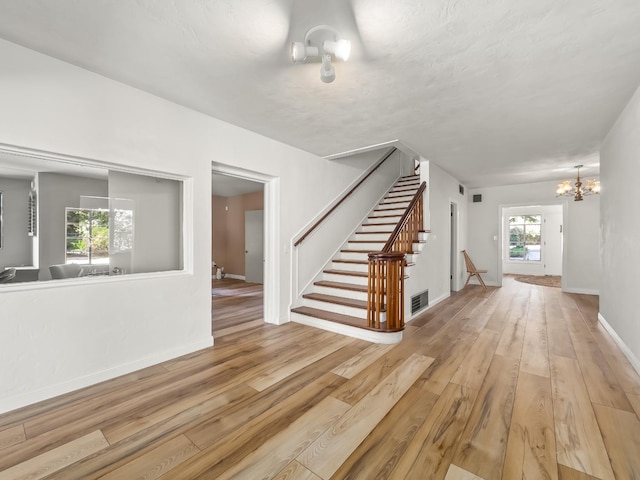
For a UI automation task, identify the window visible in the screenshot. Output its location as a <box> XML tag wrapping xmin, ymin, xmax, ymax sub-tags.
<box><xmin>509</xmin><ymin>215</ymin><xmax>541</xmax><ymax>261</ymax></box>
<box><xmin>66</xmin><ymin>208</ymin><xmax>109</xmax><ymax>264</ymax></box>
<box><xmin>0</xmin><ymin>144</ymin><xmax>185</xmax><ymax>283</ymax></box>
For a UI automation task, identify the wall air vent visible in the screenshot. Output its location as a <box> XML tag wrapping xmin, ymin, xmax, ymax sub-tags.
<box><xmin>411</xmin><ymin>289</ymin><xmax>429</xmax><ymax>314</ymax></box>
<box><xmin>473</xmin><ymin>194</ymin><xmax>482</xmax><ymax>203</ymax></box>
<box><xmin>459</xmin><ymin>184</ymin><xmax>465</xmax><ymax>195</ymax></box>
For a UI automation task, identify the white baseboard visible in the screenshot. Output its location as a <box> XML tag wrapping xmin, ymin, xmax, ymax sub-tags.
<box><xmin>406</xmin><ymin>291</ymin><xmax>450</xmax><ymax>322</ymax></box>
<box><xmin>598</xmin><ymin>312</ymin><xmax>640</xmax><ymax>376</ymax></box>
<box><xmin>225</xmin><ymin>274</ymin><xmax>246</xmax><ymax>280</ymax></box>
<box><xmin>564</xmin><ymin>287</ymin><xmax>599</xmax><ymax>295</ymax></box>
<box><xmin>0</xmin><ymin>336</ymin><xmax>214</xmax><ymax>415</ymax></box>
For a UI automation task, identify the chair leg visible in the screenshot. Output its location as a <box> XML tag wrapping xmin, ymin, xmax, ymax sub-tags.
<box><xmin>475</xmin><ymin>273</ymin><xmax>488</xmax><ymax>291</ymax></box>
<box><xmin>464</xmin><ymin>273</ymin><xmax>472</xmax><ymax>287</ymax></box>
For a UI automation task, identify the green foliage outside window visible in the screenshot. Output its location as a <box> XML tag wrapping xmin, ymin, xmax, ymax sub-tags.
<box><xmin>66</xmin><ymin>208</ymin><xmax>109</xmax><ymax>263</ymax></box>
<box><xmin>509</xmin><ymin>215</ymin><xmax>542</xmax><ymax>261</ymax></box>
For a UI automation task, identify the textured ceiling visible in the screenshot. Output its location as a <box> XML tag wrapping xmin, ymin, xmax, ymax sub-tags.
<box><xmin>1</xmin><ymin>0</ymin><xmax>640</xmax><ymax>187</ymax></box>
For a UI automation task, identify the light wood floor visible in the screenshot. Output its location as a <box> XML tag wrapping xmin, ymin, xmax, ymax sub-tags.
<box><xmin>2</xmin><ymin>276</ymin><xmax>640</xmax><ymax>479</ymax></box>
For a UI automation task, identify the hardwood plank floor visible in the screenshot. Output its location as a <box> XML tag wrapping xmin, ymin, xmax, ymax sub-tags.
<box><xmin>1</xmin><ymin>276</ymin><xmax>640</xmax><ymax>479</ymax></box>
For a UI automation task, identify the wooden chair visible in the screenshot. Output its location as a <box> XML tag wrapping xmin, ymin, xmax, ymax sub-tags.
<box><xmin>462</xmin><ymin>250</ymin><xmax>488</xmax><ymax>291</ymax></box>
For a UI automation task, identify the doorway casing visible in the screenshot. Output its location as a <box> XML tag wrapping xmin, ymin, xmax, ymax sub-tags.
<box><xmin>497</xmin><ymin>201</ymin><xmax>567</xmax><ymax>289</ymax></box>
<box><xmin>211</xmin><ymin>163</ymin><xmax>280</xmax><ymax>325</ymax></box>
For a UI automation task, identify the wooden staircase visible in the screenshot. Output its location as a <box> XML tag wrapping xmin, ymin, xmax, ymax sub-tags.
<box><xmin>291</xmin><ymin>175</ymin><xmax>427</xmax><ymax>343</ymax></box>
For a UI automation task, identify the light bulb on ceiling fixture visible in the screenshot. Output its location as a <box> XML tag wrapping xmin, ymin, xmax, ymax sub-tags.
<box><xmin>290</xmin><ymin>42</ymin><xmax>318</xmax><ymax>63</ymax></box>
<box><xmin>320</xmin><ymin>54</ymin><xmax>335</xmax><ymax>83</ymax></box>
<box><xmin>323</xmin><ymin>39</ymin><xmax>351</xmax><ymax>61</ymax></box>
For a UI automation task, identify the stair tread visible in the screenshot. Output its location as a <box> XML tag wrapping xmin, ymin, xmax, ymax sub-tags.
<box><xmin>349</xmin><ymin>240</ymin><xmax>386</xmax><ymax>244</ymax></box>
<box><xmin>324</xmin><ymin>269</ymin><xmax>368</xmax><ymax>277</ymax></box>
<box><xmin>355</xmin><ymin>231</ymin><xmax>393</xmax><ymax>235</ymax></box>
<box><xmin>369</xmin><ymin>214</ymin><xmax>403</xmax><ymax>218</ymax></box>
<box><xmin>291</xmin><ymin>306</ymin><xmax>371</xmax><ymax>329</ymax></box>
<box><xmin>314</xmin><ymin>280</ymin><xmax>369</xmax><ymax>292</ymax></box>
<box><xmin>379</xmin><ymin>199</ymin><xmax>411</xmax><ymax>205</ymax></box>
<box><xmin>302</xmin><ymin>293</ymin><xmax>372</xmax><ymax>310</ymax></box>
<box><xmin>333</xmin><ymin>259</ymin><xmax>416</xmax><ymax>267</ymax></box>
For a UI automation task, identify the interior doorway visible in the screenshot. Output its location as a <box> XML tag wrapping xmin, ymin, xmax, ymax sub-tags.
<box><xmin>211</xmin><ymin>165</ymin><xmax>279</xmax><ymax>336</ymax></box>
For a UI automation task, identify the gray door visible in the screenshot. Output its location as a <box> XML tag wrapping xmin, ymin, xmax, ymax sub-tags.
<box><xmin>245</xmin><ymin>210</ymin><xmax>264</xmax><ymax>284</ymax></box>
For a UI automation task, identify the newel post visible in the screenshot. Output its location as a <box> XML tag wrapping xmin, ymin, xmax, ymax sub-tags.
<box><xmin>367</xmin><ymin>252</ymin><xmax>406</xmax><ymax>331</ymax></box>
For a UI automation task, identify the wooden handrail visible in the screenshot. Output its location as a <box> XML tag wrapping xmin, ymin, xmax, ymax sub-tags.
<box><xmin>382</xmin><ymin>181</ymin><xmax>427</xmax><ymax>252</ymax></box>
<box><xmin>294</xmin><ymin>147</ymin><xmax>397</xmax><ymax>247</ymax></box>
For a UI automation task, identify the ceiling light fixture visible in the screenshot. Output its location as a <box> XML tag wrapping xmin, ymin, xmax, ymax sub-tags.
<box><xmin>556</xmin><ymin>165</ymin><xmax>600</xmax><ymax>201</ymax></box>
<box><xmin>291</xmin><ymin>25</ymin><xmax>350</xmax><ymax>83</ymax></box>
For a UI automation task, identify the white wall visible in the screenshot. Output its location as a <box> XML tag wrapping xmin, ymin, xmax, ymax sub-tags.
<box><xmin>0</xmin><ymin>39</ymin><xmax>373</xmax><ymax>413</ymax></box>
<box><xmin>0</xmin><ymin>177</ymin><xmax>32</xmax><ymax>268</ymax></box>
<box><xmin>38</xmin><ymin>172</ymin><xmax>108</xmax><ymax>280</ymax></box>
<box><xmin>600</xmin><ymin>85</ymin><xmax>640</xmax><ymax>366</ymax></box>
<box><xmin>406</xmin><ymin>160</ymin><xmax>468</xmax><ymax>316</ymax></box>
<box><xmin>468</xmin><ymin>180</ymin><xmax>599</xmax><ymax>294</ymax></box>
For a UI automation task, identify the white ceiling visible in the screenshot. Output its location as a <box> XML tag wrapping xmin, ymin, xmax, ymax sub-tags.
<box><xmin>1</xmin><ymin>1</ymin><xmax>639</xmax><ymax>187</ymax></box>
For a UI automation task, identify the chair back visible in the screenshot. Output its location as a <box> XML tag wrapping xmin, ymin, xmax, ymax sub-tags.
<box><xmin>462</xmin><ymin>250</ymin><xmax>476</xmax><ymax>273</ymax></box>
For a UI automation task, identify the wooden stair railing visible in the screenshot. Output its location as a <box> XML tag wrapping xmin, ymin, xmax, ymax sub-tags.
<box><xmin>367</xmin><ymin>252</ymin><xmax>405</xmax><ymax>331</ymax></box>
<box><xmin>367</xmin><ymin>181</ymin><xmax>427</xmax><ymax>331</ymax></box>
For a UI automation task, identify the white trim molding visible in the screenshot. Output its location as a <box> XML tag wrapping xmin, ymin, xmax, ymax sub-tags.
<box><xmin>598</xmin><ymin>312</ymin><xmax>640</xmax><ymax>376</ymax></box>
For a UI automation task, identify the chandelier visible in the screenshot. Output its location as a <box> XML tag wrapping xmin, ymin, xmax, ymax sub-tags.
<box><xmin>556</xmin><ymin>165</ymin><xmax>600</xmax><ymax>201</ymax></box>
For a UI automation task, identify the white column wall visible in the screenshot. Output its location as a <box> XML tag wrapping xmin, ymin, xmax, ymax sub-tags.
<box><xmin>0</xmin><ymin>39</ymin><xmax>371</xmax><ymax>412</ymax></box>
<box><xmin>600</xmin><ymin>85</ymin><xmax>640</xmax><ymax>368</ymax></box>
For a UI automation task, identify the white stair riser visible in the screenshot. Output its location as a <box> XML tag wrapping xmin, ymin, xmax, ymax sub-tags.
<box><xmin>323</xmin><ymin>272</ymin><xmax>368</xmax><ymax>286</ymax></box>
<box><xmin>373</xmin><ymin>208</ymin><xmax>406</xmax><ymax>216</ymax></box>
<box><xmin>339</xmin><ymin>251</ymin><xmax>370</xmax><ymax>261</ymax></box>
<box><xmin>331</xmin><ymin>262</ymin><xmax>368</xmax><ymax>273</ymax></box>
<box><xmin>385</xmin><ymin>195</ymin><xmax>415</xmax><ymax>203</ymax></box>
<box><xmin>348</xmin><ymin>242</ymin><xmax>385</xmax><ymax>250</ymax></box>
<box><xmin>388</xmin><ymin>188</ymin><xmax>417</xmax><ymax>195</ymax></box>
<box><xmin>314</xmin><ymin>285</ymin><xmax>369</xmax><ymax>301</ymax></box>
<box><xmin>328</xmin><ymin>262</ymin><xmax>413</xmax><ymax>277</ymax></box>
<box><xmin>301</xmin><ymin>298</ymin><xmax>367</xmax><ymax>319</ymax></box>
<box><xmin>377</xmin><ymin>202</ymin><xmax>410</xmax><ymax>211</ymax></box>
<box><xmin>360</xmin><ymin>224</ymin><xmax>395</xmax><ymax>232</ymax></box>
<box><xmin>367</xmin><ymin>216</ymin><xmax>401</xmax><ymax>224</ymax></box>
<box><xmin>391</xmin><ymin>184</ymin><xmax>419</xmax><ymax>191</ymax></box>
<box><xmin>354</xmin><ymin>232</ymin><xmax>391</xmax><ymax>242</ymax></box>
